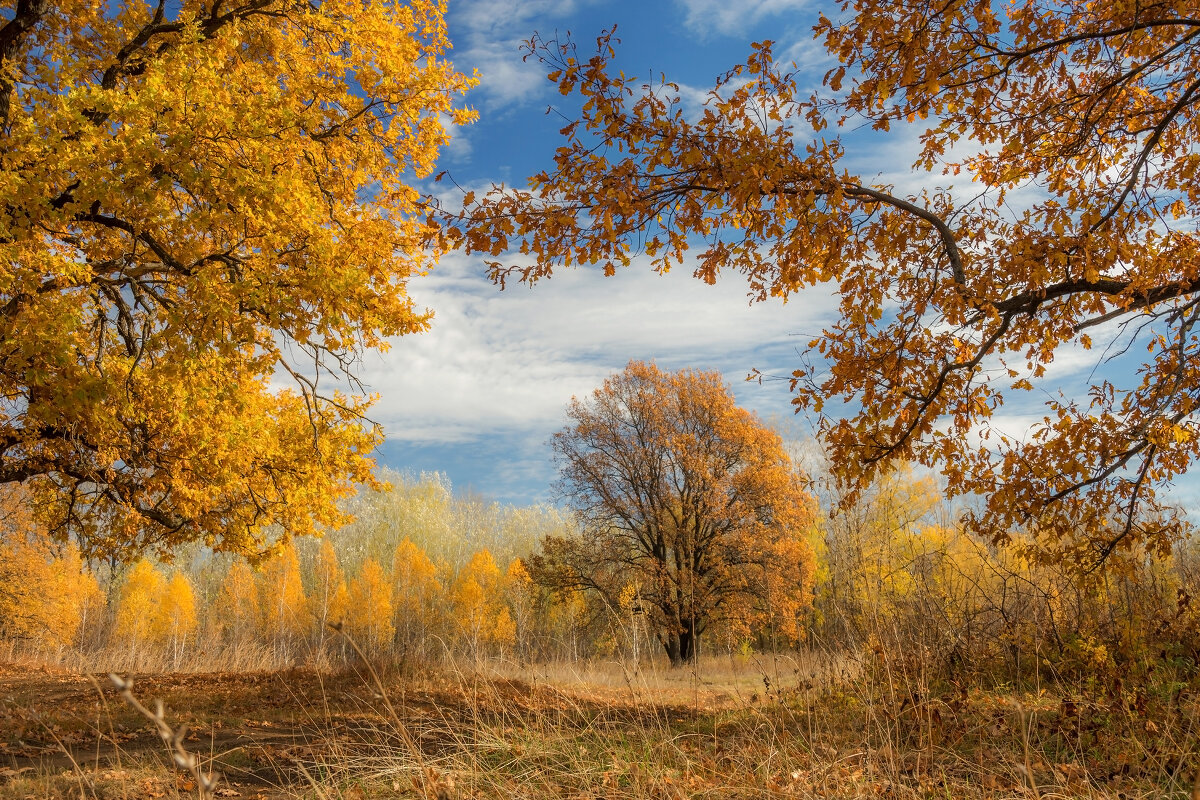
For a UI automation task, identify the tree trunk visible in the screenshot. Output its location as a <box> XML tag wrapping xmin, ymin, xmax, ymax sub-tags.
<box><xmin>664</xmin><ymin>637</ymin><xmax>682</xmax><ymax>666</ymax></box>
<box><xmin>662</xmin><ymin>618</ymin><xmax>699</xmax><ymax>667</ymax></box>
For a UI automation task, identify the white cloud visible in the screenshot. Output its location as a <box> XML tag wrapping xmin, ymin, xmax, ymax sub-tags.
<box><xmin>437</xmin><ymin>112</ymin><xmax>473</xmax><ymax>164</ymax></box>
<box><xmin>448</xmin><ymin>0</ymin><xmax>600</xmax><ymax>112</ymax></box>
<box><xmin>458</xmin><ymin>40</ymin><xmax>550</xmax><ymax>110</ymax></box>
<box><xmin>359</xmin><ymin>251</ymin><xmax>838</xmax><ymax>447</ymax></box>
<box><xmin>674</xmin><ymin>0</ymin><xmax>808</xmax><ymax>39</ymax></box>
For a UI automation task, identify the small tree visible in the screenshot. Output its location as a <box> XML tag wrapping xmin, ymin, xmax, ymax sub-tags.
<box><xmin>259</xmin><ymin>542</ymin><xmax>307</xmax><ymax>661</ymax></box>
<box><xmin>0</xmin><ymin>485</ymin><xmax>104</xmax><ymax>649</ymax></box>
<box><xmin>309</xmin><ymin>540</ymin><xmax>349</xmax><ymax>651</ymax></box>
<box><xmin>452</xmin><ymin>549</ymin><xmax>503</xmax><ymax>661</ymax></box>
<box><xmin>391</xmin><ymin>537</ymin><xmax>442</xmax><ymax>660</ymax></box>
<box><xmin>214</xmin><ymin>560</ymin><xmax>261</xmax><ymax>645</ymax></box>
<box><xmin>159</xmin><ymin>571</ymin><xmax>198</xmax><ymax>668</ymax></box>
<box><xmin>346</xmin><ymin>558</ymin><xmax>395</xmax><ymax>657</ymax></box>
<box><xmin>533</xmin><ymin>361</ymin><xmax>818</xmax><ymax>666</ymax></box>
<box><xmin>115</xmin><ymin>559</ymin><xmax>168</xmax><ymax>661</ymax></box>
<box><xmin>502</xmin><ymin>558</ymin><xmax>537</xmax><ymax>663</ymax></box>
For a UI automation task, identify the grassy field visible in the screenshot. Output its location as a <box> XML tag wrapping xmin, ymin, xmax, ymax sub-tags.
<box><xmin>1</xmin><ymin>652</ymin><xmax>1198</xmax><ymax>800</ymax></box>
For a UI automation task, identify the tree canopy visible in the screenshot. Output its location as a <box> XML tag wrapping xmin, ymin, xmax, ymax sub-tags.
<box><xmin>0</xmin><ymin>0</ymin><xmax>473</xmax><ymax>561</ymax></box>
<box><xmin>443</xmin><ymin>1</ymin><xmax>1200</xmax><ymax>564</ymax></box>
<box><xmin>531</xmin><ymin>361</ymin><xmax>817</xmax><ymax>665</ymax></box>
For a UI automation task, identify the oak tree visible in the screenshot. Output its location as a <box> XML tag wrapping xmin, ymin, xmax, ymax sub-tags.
<box><xmin>532</xmin><ymin>361</ymin><xmax>817</xmax><ymax>665</ymax></box>
<box><xmin>444</xmin><ymin>3</ymin><xmax>1200</xmax><ymax>565</ymax></box>
<box><xmin>0</xmin><ymin>0</ymin><xmax>474</xmax><ymax>562</ymax></box>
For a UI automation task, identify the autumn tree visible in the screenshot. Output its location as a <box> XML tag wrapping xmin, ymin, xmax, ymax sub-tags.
<box><xmin>451</xmin><ymin>549</ymin><xmax>504</xmax><ymax>659</ymax></box>
<box><xmin>0</xmin><ymin>485</ymin><xmax>103</xmax><ymax>648</ymax></box>
<box><xmin>345</xmin><ymin>557</ymin><xmax>394</xmax><ymax>656</ymax></box>
<box><xmin>159</xmin><ymin>570</ymin><xmax>198</xmax><ymax>667</ymax></box>
<box><xmin>502</xmin><ymin>558</ymin><xmax>537</xmax><ymax>663</ymax></box>
<box><xmin>444</xmin><ymin>5</ymin><xmax>1200</xmax><ymax>565</ymax></box>
<box><xmin>309</xmin><ymin>540</ymin><xmax>349</xmax><ymax>650</ymax></box>
<box><xmin>115</xmin><ymin>558</ymin><xmax>168</xmax><ymax>651</ymax></box>
<box><xmin>259</xmin><ymin>542</ymin><xmax>307</xmax><ymax>657</ymax></box>
<box><xmin>391</xmin><ymin>537</ymin><xmax>442</xmax><ymax>658</ymax></box>
<box><xmin>531</xmin><ymin>361</ymin><xmax>817</xmax><ymax>665</ymax></box>
<box><xmin>0</xmin><ymin>1</ymin><xmax>474</xmax><ymax>563</ymax></box>
<box><xmin>341</xmin><ymin>470</ymin><xmax>559</xmax><ymax>570</ymax></box>
<box><xmin>214</xmin><ymin>559</ymin><xmax>261</xmax><ymax>645</ymax></box>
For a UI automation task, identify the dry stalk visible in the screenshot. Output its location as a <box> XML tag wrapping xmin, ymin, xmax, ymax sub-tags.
<box><xmin>327</xmin><ymin>622</ymin><xmax>430</xmax><ymax>776</ymax></box>
<box><xmin>108</xmin><ymin>673</ymin><xmax>219</xmax><ymax>800</ymax></box>
<box><xmin>1012</xmin><ymin>699</ymin><xmax>1042</xmax><ymax>800</ymax></box>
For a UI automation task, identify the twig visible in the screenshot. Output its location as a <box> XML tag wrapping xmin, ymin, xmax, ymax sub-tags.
<box><xmin>109</xmin><ymin>673</ymin><xmax>218</xmax><ymax>800</ymax></box>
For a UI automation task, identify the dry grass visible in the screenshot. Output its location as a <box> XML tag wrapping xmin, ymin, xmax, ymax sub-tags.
<box><xmin>1</xmin><ymin>648</ymin><xmax>1199</xmax><ymax>799</ymax></box>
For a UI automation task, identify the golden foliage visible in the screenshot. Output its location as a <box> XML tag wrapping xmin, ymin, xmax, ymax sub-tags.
<box><xmin>391</xmin><ymin>536</ymin><xmax>442</xmax><ymax>653</ymax></box>
<box><xmin>159</xmin><ymin>569</ymin><xmax>198</xmax><ymax>665</ymax></box>
<box><xmin>346</xmin><ymin>557</ymin><xmax>394</xmax><ymax>655</ymax></box>
<box><xmin>259</xmin><ymin>542</ymin><xmax>307</xmax><ymax>646</ymax></box>
<box><xmin>160</xmin><ymin>570</ymin><xmax>198</xmax><ymax>643</ymax></box>
<box><xmin>0</xmin><ymin>0</ymin><xmax>474</xmax><ymax>562</ymax></box>
<box><xmin>214</xmin><ymin>559</ymin><xmax>260</xmax><ymax>642</ymax></box>
<box><xmin>0</xmin><ymin>486</ymin><xmax>103</xmax><ymax>647</ymax></box>
<box><xmin>443</xmin><ymin>6</ymin><xmax>1200</xmax><ymax>562</ymax></box>
<box><xmin>310</xmin><ymin>540</ymin><xmax>349</xmax><ymax>641</ymax></box>
<box><xmin>115</xmin><ymin>559</ymin><xmax>168</xmax><ymax>645</ymax></box>
<box><xmin>452</xmin><ymin>549</ymin><xmax>505</xmax><ymax>654</ymax></box>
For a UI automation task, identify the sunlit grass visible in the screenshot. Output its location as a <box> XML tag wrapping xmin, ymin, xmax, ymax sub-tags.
<box><xmin>2</xmin><ymin>644</ymin><xmax>1198</xmax><ymax>799</ymax></box>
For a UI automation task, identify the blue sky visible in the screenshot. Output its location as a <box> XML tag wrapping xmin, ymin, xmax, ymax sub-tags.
<box><xmin>362</xmin><ymin>0</ymin><xmax>831</xmax><ymax>504</ymax></box>
<box><xmin>354</xmin><ymin>0</ymin><xmax>1200</xmax><ymax>511</ymax></box>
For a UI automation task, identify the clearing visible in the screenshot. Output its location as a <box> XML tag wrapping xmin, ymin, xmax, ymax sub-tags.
<box><xmin>0</xmin><ymin>656</ymin><xmax>1195</xmax><ymax>799</ymax></box>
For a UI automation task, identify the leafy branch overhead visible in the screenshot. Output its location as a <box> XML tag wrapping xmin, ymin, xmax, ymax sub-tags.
<box><xmin>0</xmin><ymin>1</ymin><xmax>474</xmax><ymax>561</ymax></box>
<box><xmin>440</xmin><ymin>2</ymin><xmax>1200</xmax><ymax>562</ymax></box>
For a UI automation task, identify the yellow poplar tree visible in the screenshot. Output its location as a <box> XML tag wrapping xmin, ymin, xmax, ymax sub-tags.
<box><xmin>547</xmin><ymin>589</ymin><xmax>589</xmax><ymax>662</ymax></box>
<box><xmin>309</xmin><ymin>540</ymin><xmax>349</xmax><ymax>647</ymax></box>
<box><xmin>391</xmin><ymin>537</ymin><xmax>442</xmax><ymax>657</ymax></box>
<box><xmin>214</xmin><ymin>559</ymin><xmax>261</xmax><ymax>644</ymax></box>
<box><xmin>824</xmin><ymin>464</ymin><xmax>942</xmax><ymax>636</ymax></box>
<box><xmin>502</xmin><ymin>558</ymin><xmax>536</xmax><ymax>661</ymax></box>
<box><xmin>158</xmin><ymin>570</ymin><xmax>198</xmax><ymax>667</ymax></box>
<box><xmin>0</xmin><ymin>0</ymin><xmax>475</xmax><ymax>563</ymax></box>
<box><xmin>346</xmin><ymin>557</ymin><xmax>394</xmax><ymax>656</ymax></box>
<box><xmin>452</xmin><ymin>549</ymin><xmax>503</xmax><ymax>658</ymax></box>
<box><xmin>259</xmin><ymin>542</ymin><xmax>307</xmax><ymax>656</ymax></box>
<box><xmin>53</xmin><ymin>544</ymin><xmax>106</xmax><ymax>650</ymax></box>
<box><xmin>0</xmin><ymin>486</ymin><xmax>104</xmax><ymax>648</ymax></box>
<box><xmin>115</xmin><ymin>559</ymin><xmax>168</xmax><ymax>648</ymax></box>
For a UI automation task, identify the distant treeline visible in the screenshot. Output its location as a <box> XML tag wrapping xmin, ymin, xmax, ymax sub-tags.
<box><xmin>4</xmin><ymin>468</ymin><xmax>1200</xmax><ymax>687</ymax></box>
